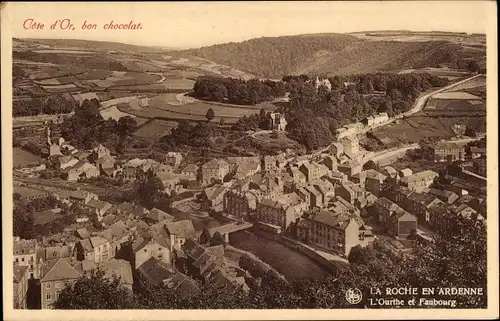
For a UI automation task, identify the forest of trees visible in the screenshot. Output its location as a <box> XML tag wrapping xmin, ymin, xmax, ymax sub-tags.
<box><xmin>181</xmin><ymin>33</ymin><xmax>485</xmax><ymax>78</ymax></box>
<box><xmin>12</xmin><ymin>194</ymin><xmax>92</xmax><ymax>240</ymax></box>
<box><xmin>283</xmin><ymin>73</ymin><xmax>450</xmax><ymax>151</ymax></box>
<box><xmin>191</xmin><ymin>76</ymin><xmax>286</xmax><ymax>105</ymax></box>
<box><xmin>58</xmin><ymin>98</ymin><xmax>138</xmax><ymax>151</ymax></box>
<box><xmin>13</xmin><ymin>95</ymin><xmax>75</xmax><ymax>117</ymax></box>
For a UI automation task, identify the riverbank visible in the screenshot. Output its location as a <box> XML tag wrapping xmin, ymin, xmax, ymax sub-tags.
<box><xmin>229</xmin><ymin>230</ymin><xmax>331</xmax><ymax>281</ymax></box>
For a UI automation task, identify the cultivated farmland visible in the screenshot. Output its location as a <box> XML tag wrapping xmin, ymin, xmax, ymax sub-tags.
<box><xmin>132</xmin><ymin>119</ymin><xmax>179</xmax><ymax>140</ymax></box>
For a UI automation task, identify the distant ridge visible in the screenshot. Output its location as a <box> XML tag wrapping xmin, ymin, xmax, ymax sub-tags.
<box><xmin>179</xmin><ymin>32</ymin><xmax>485</xmax><ymax>78</ymax></box>
<box><xmin>18</xmin><ymin>38</ymin><xmax>178</xmax><ymax>53</ymax></box>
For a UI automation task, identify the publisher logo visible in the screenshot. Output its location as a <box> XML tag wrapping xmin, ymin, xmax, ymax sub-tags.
<box><xmin>345</xmin><ymin>288</ymin><xmax>363</xmax><ymax>305</ymax></box>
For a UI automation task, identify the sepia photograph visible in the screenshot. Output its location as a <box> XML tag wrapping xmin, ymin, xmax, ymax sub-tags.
<box><xmin>2</xmin><ymin>1</ymin><xmax>498</xmax><ymax>320</ymax></box>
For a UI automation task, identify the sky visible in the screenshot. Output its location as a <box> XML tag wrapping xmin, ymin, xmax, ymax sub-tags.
<box><xmin>6</xmin><ymin>1</ymin><xmax>492</xmax><ymax>49</ymax></box>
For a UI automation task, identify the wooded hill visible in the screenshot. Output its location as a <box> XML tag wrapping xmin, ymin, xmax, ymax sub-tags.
<box><xmin>180</xmin><ymin>33</ymin><xmax>485</xmax><ymax>78</ymax></box>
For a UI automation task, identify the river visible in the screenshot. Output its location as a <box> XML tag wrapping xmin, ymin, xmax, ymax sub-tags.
<box><xmin>229</xmin><ymin>230</ymin><xmax>331</xmax><ymax>281</ymax></box>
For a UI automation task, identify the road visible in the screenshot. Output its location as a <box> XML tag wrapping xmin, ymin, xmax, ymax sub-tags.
<box><xmin>249</xmin><ymin>74</ymin><xmax>484</xmax><ymax>163</ymax></box>
<box><xmin>370</xmin><ymin>136</ymin><xmax>483</xmax><ymax>165</ymax></box>
<box><xmin>461</xmin><ymin>169</ymin><xmax>487</xmax><ymax>181</ymax></box>
<box><xmin>370</xmin><ymin>143</ymin><xmax>420</xmax><ymax>163</ymax></box>
<box><xmin>357</xmin><ymin>73</ymin><xmax>484</xmax><ymax>135</ymax></box>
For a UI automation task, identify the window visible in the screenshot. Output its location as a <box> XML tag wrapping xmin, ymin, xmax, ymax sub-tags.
<box><xmin>55</xmin><ymin>281</ymin><xmax>62</xmax><ymax>289</ymax></box>
<box><xmin>15</xmin><ymin>258</ymin><xmax>19</xmax><ymax>263</ymax></box>
<box><xmin>46</xmin><ymin>293</ymin><xmax>52</xmax><ymax>301</ymax></box>
<box><xmin>158</xmin><ymin>248</ymin><xmax>162</xmax><ymax>251</ymax></box>
<box><xmin>22</xmin><ymin>257</ymin><xmax>25</xmax><ymax>262</ymax></box>
<box><xmin>144</xmin><ymin>248</ymin><xmax>147</xmax><ymax>252</ymax></box>
<box><xmin>46</xmin><ymin>283</ymin><xmax>51</xmax><ymax>289</ymax></box>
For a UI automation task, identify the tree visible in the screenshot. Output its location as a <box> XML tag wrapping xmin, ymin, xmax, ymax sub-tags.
<box><xmin>467</xmin><ymin>60</ymin><xmax>479</xmax><ymax>73</ymax></box>
<box><xmin>363</xmin><ymin>160</ymin><xmax>379</xmax><ymax>171</ymax></box>
<box><xmin>219</xmin><ymin>117</ymin><xmax>225</xmax><ymax>126</ymax></box>
<box><xmin>464</xmin><ymin>125</ymin><xmax>477</xmax><ymax>138</ymax></box>
<box><xmin>199</xmin><ymin>228</ymin><xmax>212</xmax><ymax>245</ymax></box>
<box><xmin>136</xmin><ymin>170</ymin><xmax>165</xmax><ymax>206</ymax></box>
<box><xmin>210</xmin><ymin>231</ymin><xmax>226</xmax><ymax>247</ymax></box>
<box><xmin>53</xmin><ymin>269</ymin><xmax>138</xmax><ymax>309</ymax></box>
<box><xmin>117</xmin><ymin>116</ymin><xmax>138</xmax><ymax>137</ymax></box>
<box><xmin>205</xmin><ymin>108</ymin><xmax>215</xmax><ymax>122</ymax></box>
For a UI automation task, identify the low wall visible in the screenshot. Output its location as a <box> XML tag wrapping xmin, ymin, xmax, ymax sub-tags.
<box><xmin>280</xmin><ymin>237</ymin><xmax>343</xmax><ymax>274</ymax></box>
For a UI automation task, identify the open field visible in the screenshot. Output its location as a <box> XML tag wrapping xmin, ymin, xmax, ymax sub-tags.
<box><xmin>370</xmin><ymin>116</ymin><xmax>455</xmax><ymax>145</ymax></box>
<box><xmin>33</xmin><ymin>50</ymin><xmax>97</xmax><ymax>54</ymax></box>
<box><xmin>111</xmin><ymin>78</ymin><xmax>195</xmax><ymax>92</ymax></box>
<box><xmin>431</xmin><ymin>92</ymin><xmax>482</xmax><ymax>100</ymax></box>
<box><xmin>149</xmin><ymin>97</ymin><xmax>268</xmax><ymax>119</ymax></box>
<box><xmin>443</xmin><ymin>74</ymin><xmax>486</xmax><ymax>92</ymax></box>
<box><xmin>153</xmin><ymin>93</ymin><xmax>196</xmax><ymax>105</ymax></box>
<box><xmin>424</xmin><ymin>98</ymin><xmax>486</xmax><ymax>112</ymax></box>
<box><xmin>370</xmin><ymin>112</ymin><xmax>486</xmax><ymax>147</ymax></box>
<box><xmin>99</xmin><ymin>105</ymin><xmax>149</xmax><ymax>126</ymax></box>
<box><xmin>350</xmin><ymin>31</ymin><xmax>485</xmax><ymax>45</ymax></box>
<box><xmin>163</xmin><ymin>70</ymin><xmax>205</xmax><ymax>80</ymax></box>
<box><xmin>100</xmin><ymin>96</ymin><xmax>138</xmax><ymax>109</ymax></box>
<box><xmin>13</xmin><ymin>147</ymin><xmax>42</xmax><ymax>168</ymax></box>
<box><xmin>132</xmin><ymin>119</ymin><xmax>179</xmax><ymax>141</ymax></box>
<box><xmin>398</xmin><ymin>67</ymin><xmax>471</xmax><ymax>80</ymax></box>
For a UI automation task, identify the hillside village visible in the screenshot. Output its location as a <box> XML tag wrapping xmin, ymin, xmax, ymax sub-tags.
<box><xmin>13</xmin><ymin>108</ymin><xmax>487</xmax><ymax>308</ymax></box>
<box><xmin>11</xmin><ymin>29</ymin><xmax>488</xmax><ymax>310</ymax></box>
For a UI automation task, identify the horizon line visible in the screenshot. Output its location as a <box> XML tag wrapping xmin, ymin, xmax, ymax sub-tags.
<box><xmin>14</xmin><ymin>28</ymin><xmax>485</xmax><ymax>51</ymax></box>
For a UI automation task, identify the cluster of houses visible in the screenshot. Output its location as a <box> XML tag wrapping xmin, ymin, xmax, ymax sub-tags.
<box><xmin>433</xmin><ymin>140</ymin><xmax>486</xmax><ymax>177</ymax></box>
<box><xmin>13</xmin><ymin>124</ymin><xmax>487</xmax><ymax>309</ymax></box>
<box><xmin>335</xmin><ymin>113</ymin><xmax>389</xmax><ymax>139</ymax></box>
<box><xmin>13</xmin><ymin>183</ymin><xmax>252</xmax><ymax>309</ymax></box>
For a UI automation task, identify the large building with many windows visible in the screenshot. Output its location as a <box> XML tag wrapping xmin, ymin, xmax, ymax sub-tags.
<box><xmin>296</xmin><ymin>209</ymin><xmax>360</xmax><ymax>256</ymax></box>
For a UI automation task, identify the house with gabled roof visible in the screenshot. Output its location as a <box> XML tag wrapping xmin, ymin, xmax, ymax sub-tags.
<box><xmin>40</xmin><ymin>258</ymin><xmax>83</xmax><ymax>309</ymax></box>
<box><xmin>373</xmin><ymin>197</ymin><xmax>417</xmax><ymax>237</ymax></box>
<box><xmin>400</xmin><ymin>170</ymin><xmax>439</xmax><ymax>192</ymax></box>
<box><xmin>201</xmin><ymin>184</ymin><xmax>228</xmax><ymax>211</ymax></box>
<box><xmin>116</xmin><ymin>202</ymin><xmax>149</xmax><ymax>218</ymax></box>
<box><xmin>201</xmin><ymin>158</ymin><xmax>230</xmax><ymax>185</ymax></box>
<box><xmin>162</xmin><ymin>272</ymin><xmax>200</xmax><ymax>300</ymax></box>
<box><xmin>165</xmin><ymin>220</ymin><xmax>196</xmax><ymax>251</ymax></box>
<box><xmin>133</xmin><ymin>221</ymin><xmax>176</xmax><ymax>269</ymax></box>
<box><xmin>65</xmin><ymin>161</ymin><xmax>99</xmax><ymax>181</ymax></box>
<box><xmin>101</xmin><ymin>220</ymin><xmax>131</xmax><ymax>257</ymax></box>
<box><xmin>85</xmin><ymin>199</ymin><xmax>112</xmax><ymax>221</ymax></box>
<box><xmin>144</xmin><ymin>207</ymin><xmax>175</xmax><ymax>225</ymax></box>
<box><xmin>68</xmin><ymin>190</ymin><xmax>98</xmax><ymax>205</ymax></box>
<box><xmin>75</xmin><ymin>235</ymin><xmax>112</xmax><ymax>264</ymax></box>
<box><xmin>181</xmin><ymin>164</ymin><xmax>199</xmax><ymax>179</ymax></box>
<box><xmin>136</xmin><ymin>257</ymin><xmax>174</xmax><ymax>289</ymax></box>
